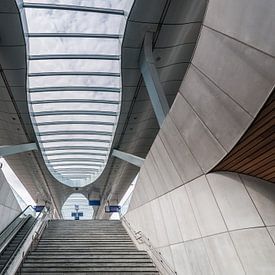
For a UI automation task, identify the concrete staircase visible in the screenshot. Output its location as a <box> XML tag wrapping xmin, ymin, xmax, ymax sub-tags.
<box><xmin>18</xmin><ymin>220</ymin><xmax>159</xmax><ymax>274</ymax></box>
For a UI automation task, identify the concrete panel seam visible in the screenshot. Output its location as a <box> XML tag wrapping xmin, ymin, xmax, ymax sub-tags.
<box><xmin>127</xmin><ymin>19</ymin><xmax>203</xmax><ymax>26</ymax></box>
<box><xmin>128</xmin><ymin>173</ymin><xmax>206</xmax><ymax>212</ymax></box>
<box><xmin>153</xmin><ymin>225</ymin><xmax>270</xmax><ymax>250</ymax></box>
<box><xmin>173</xmin><ymin>92</ymin><xmax>227</xmax><ymax>161</ymax></box>
<box><xmin>162</xmin><ymin>115</ymin><xmax>206</xmax><ymax>173</ymax></box>
<box><xmin>156</xmin><ymin>61</ymin><xmax>190</xmax><ymax>70</ymax></box>
<box><xmin>159</xmin><ymin>119</ymin><xmax>203</xmax><ymax>180</ymax></box>
<box><xmin>205</xmin><ymin>174</ymin><xmax>247</xmax><ymax>274</ymax></box>
<box><xmin>203</xmin><ymin>24</ymin><xmax>275</xmax><ymax>59</ymax></box>
<box><xmin>0</xmin><ymin>203</ymin><xmax>21</xmax><ymax>211</ymax></box>
<box><xmin>190</xmin><ymin>62</ymin><xmax>254</xmax><ymax>119</ymax></box>
<box><xmin>238</xmin><ymin>174</ymin><xmax>267</xmax><ymax>226</ymax></box>
<box><xmin>154</xmin><ymin>41</ymin><xmax>197</xmax><ymax>50</ymax></box>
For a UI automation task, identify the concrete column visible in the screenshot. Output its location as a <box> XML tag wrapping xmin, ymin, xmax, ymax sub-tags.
<box><xmin>139</xmin><ymin>32</ymin><xmax>170</xmax><ymax>126</ymax></box>
<box><xmin>112</xmin><ymin>149</ymin><xmax>144</xmax><ymax>167</ymax></box>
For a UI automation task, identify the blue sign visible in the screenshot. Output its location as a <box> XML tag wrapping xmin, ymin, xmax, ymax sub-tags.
<box><xmin>105</xmin><ymin>205</ymin><xmax>121</xmax><ymax>213</ymax></box>
<box><xmin>71</xmin><ymin>212</ymin><xmax>83</xmax><ymax>220</ymax></box>
<box><xmin>34</xmin><ymin>205</ymin><xmax>44</xmax><ymax>212</ymax></box>
<box><xmin>89</xmin><ymin>200</ymin><xmax>100</xmax><ymax>206</ymax></box>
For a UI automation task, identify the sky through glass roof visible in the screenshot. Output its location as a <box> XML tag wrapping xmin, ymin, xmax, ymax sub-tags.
<box><xmin>61</xmin><ymin>193</ymin><xmax>93</xmax><ymax>219</ymax></box>
<box><xmin>19</xmin><ymin>0</ymin><xmax>134</xmax><ymax>187</ymax></box>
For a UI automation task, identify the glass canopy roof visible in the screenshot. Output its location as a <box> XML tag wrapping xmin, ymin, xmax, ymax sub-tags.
<box><xmin>19</xmin><ymin>0</ymin><xmax>134</xmax><ymax>187</ymax></box>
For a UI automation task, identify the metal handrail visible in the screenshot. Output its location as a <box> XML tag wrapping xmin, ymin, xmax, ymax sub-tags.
<box><xmin>0</xmin><ymin>205</ymin><xmax>32</xmax><ymax>236</ymax></box>
<box><xmin>0</xmin><ymin>205</ymin><xmax>35</xmax><ymax>253</ymax></box>
<box><xmin>31</xmin><ymin>210</ymin><xmax>50</xmax><ymax>249</ymax></box>
<box><xmin>0</xmin><ymin>207</ymin><xmax>47</xmax><ymax>275</ymax></box>
<box><xmin>121</xmin><ymin>215</ymin><xmax>177</xmax><ymax>275</ymax></box>
<box><xmin>16</xmin><ymin>208</ymin><xmax>50</xmax><ymax>275</ymax></box>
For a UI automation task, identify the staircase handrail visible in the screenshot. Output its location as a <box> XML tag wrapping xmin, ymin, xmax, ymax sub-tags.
<box><xmin>0</xmin><ymin>205</ymin><xmax>35</xmax><ymax>254</ymax></box>
<box><xmin>31</xmin><ymin>209</ymin><xmax>50</xmax><ymax>250</ymax></box>
<box><xmin>0</xmin><ymin>207</ymin><xmax>48</xmax><ymax>275</ymax></box>
<box><xmin>121</xmin><ymin>215</ymin><xmax>177</xmax><ymax>275</ymax></box>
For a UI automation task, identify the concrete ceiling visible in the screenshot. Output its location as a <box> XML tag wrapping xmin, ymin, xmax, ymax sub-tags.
<box><xmin>0</xmin><ymin>0</ymin><xmax>206</xmax><ymax>217</ymax></box>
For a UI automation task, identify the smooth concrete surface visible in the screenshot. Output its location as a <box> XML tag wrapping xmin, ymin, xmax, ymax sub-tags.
<box><xmin>126</xmin><ymin>173</ymin><xmax>275</xmax><ymax>274</ymax></box>
<box><xmin>0</xmin><ymin>169</ymin><xmax>21</xmax><ymax>233</ymax></box>
<box><xmin>125</xmin><ymin>0</ymin><xmax>275</xmax><ymax>272</ymax></box>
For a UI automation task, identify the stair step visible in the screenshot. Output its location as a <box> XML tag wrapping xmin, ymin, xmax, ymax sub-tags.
<box><xmin>16</xmin><ymin>220</ymin><xmax>159</xmax><ymax>274</ymax></box>
<box><xmin>25</xmin><ymin>258</ymin><xmax>152</xmax><ymax>263</ymax></box>
<box><xmin>30</xmin><ymin>253</ymin><xmax>147</xmax><ymax>258</ymax></box>
<box><xmin>20</xmin><ymin>267</ymin><xmax>159</xmax><ymax>272</ymax></box>
<box><xmin>39</xmin><ymin>240</ymin><xmax>132</xmax><ymax>243</ymax></box>
<box><xmin>20</xmin><ymin>272</ymin><xmax>158</xmax><ymax>275</ymax></box>
<box><xmin>23</xmin><ymin>262</ymin><xmax>155</xmax><ymax>267</ymax></box>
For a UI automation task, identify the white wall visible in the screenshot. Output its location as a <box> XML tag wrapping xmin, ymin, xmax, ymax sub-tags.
<box><xmin>126</xmin><ymin>173</ymin><xmax>275</xmax><ymax>274</ymax></box>
<box><xmin>0</xmin><ymin>169</ymin><xmax>22</xmax><ymax>233</ymax></box>
<box><xmin>125</xmin><ymin>0</ymin><xmax>275</xmax><ymax>273</ymax></box>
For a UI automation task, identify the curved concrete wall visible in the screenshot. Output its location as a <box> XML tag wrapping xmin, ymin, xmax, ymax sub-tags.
<box><xmin>126</xmin><ymin>172</ymin><xmax>275</xmax><ymax>274</ymax></box>
<box><xmin>0</xmin><ymin>169</ymin><xmax>21</xmax><ymax>233</ymax></box>
<box><xmin>125</xmin><ymin>0</ymin><xmax>275</xmax><ymax>273</ymax></box>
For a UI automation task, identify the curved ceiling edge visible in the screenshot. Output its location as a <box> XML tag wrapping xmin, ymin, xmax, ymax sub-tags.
<box><xmin>16</xmin><ymin>0</ymin><xmax>134</xmax><ymax>187</ymax></box>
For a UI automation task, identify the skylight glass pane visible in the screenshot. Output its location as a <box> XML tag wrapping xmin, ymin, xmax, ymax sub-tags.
<box><xmin>29</xmin><ymin>75</ymin><xmax>120</xmax><ymax>88</ymax></box>
<box><xmin>32</xmin><ymin>102</ymin><xmax>119</xmax><ymax>113</ymax></box>
<box><xmin>51</xmin><ymin>163</ymin><xmax>102</xmax><ymax>168</ymax></box>
<box><xmin>29</xmin><ymin>59</ymin><xmax>120</xmax><ymax>74</ymax></box>
<box><xmin>30</xmin><ymin>91</ymin><xmax>120</xmax><ymax>101</ymax></box>
<box><xmin>51</xmin><ymin>165</ymin><xmax>100</xmax><ymax>169</ymax></box>
<box><xmin>37</xmin><ymin>124</ymin><xmax>114</xmax><ymax>132</ymax></box>
<box><xmin>25</xmin><ymin>0</ymin><xmax>131</xmax><ymax>10</ymax></box>
<box><xmin>20</xmin><ymin>0</ymin><xmax>134</xmax><ymax>187</ymax></box>
<box><xmin>34</xmin><ymin>114</ymin><xmax>117</xmax><ymax>124</ymax></box>
<box><xmin>25</xmin><ymin>9</ymin><xmax>123</xmax><ymax>34</ymax></box>
<box><xmin>42</xmin><ymin>141</ymin><xmax>109</xmax><ymax>148</ymax></box>
<box><xmin>29</xmin><ymin>38</ymin><xmax>120</xmax><ymax>55</ymax></box>
<box><xmin>40</xmin><ymin>134</ymin><xmax>112</xmax><ymax>141</ymax></box>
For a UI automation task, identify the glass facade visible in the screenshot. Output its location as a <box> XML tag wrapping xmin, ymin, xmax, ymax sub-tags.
<box><xmin>19</xmin><ymin>0</ymin><xmax>134</xmax><ymax>187</ymax></box>
<box><xmin>61</xmin><ymin>193</ymin><xmax>93</xmax><ymax>220</ymax></box>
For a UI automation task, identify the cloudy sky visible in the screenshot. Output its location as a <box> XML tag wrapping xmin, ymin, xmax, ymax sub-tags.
<box><xmin>22</xmin><ymin>0</ymin><xmax>134</xmax><ymax>187</ymax></box>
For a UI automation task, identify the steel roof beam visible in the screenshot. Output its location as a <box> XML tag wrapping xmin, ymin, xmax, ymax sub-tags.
<box><xmin>61</xmin><ymin>177</ymin><xmax>92</xmax><ymax>180</ymax></box>
<box><xmin>112</xmin><ymin>149</ymin><xmax>145</xmax><ymax>167</ymax></box>
<box><xmin>32</xmin><ymin>110</ymin><xmax>117</xmax><ymax>117</ymax></box>
<box><xmin>28</xmin><ymin>72</ymin><xmax>120</xmax><ymax>77</ymax></box>
<box><xmin>55</xmin><ymin>168</ymin><xmax>99</xmax><ymax>172</ymax></box>
<box><xmin>41</xmin><ymin>138</ymin><xmax>111</xmax><ymax>144</ymax></box>
<box><xmin>46</xmin><ymin>158</ymin><xmax>105</xmax><ymax>166</ymax></box>
<box><xmin>140</xmin><ymin>32</ymin><xmax>169</xmax><ymax>126</ymax></box>
<box><xmin>29</xmin><ymin>86</ymin><xmax>120</xmax><ymax>93</ymax></box>
<box><xmin>49</xmin><ymin>163</ymin><xmax>102</xmax><ymax>167</ymax></box>
<box><xmin>38</xmin><ymin>130</ymin><xmax>113</xmax><ymax>136</ymax></box>
<box><xmin>43</xmin><ymin>146</ymin><xmax>109</xmax><ymax>151</ymax></box>
<box><xmin>46</xmin><ymin>152</ymin><xmax>107</xmax><ymax>157</ymax></box>
<box><xmin>22</xmin><ymin>3</ymin><xmax>125</xmax><ymax>15</ymax></box>
<box><xmin>35</xmin><ymin>121</ymin><xmax>114</xmax><ymax>127</ymax></box>
<box><xmin>31</xmin><ymin>99</ymin><xmax>119</xmax><ymax>105</ymax></box>
<box><xmin>0</xmin><ymin>143</ymin><xmax>37</xmax><ymax>157</ymax></box>
<box><xmin>27</xmin><ymin>33</ymin><xmax>122</xmax><ymax>39</ymax></box>
<box><xmin>63</xmin><ymin>176</ymin><xmax>90</xmax><ymax>179</ymax></box>
<box><xmin>29</xmin><ymin>54</ymin><xmax>120</xmax><ymax>61</ymax></box>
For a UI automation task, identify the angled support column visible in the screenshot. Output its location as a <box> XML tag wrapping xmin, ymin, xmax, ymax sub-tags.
<box><xmin>0</xmin><ymin>143</ymin><xmax>37</xmax><ymax>157</ymax></box>
<box><xmin>112</xmin><ymin>149</ymin><xmax>144</xmax><ymax>167</ymax></box>
<box><xmin>139</xmin><ymin>32</ymin><xmax>170</xmax><ymax>126</ymax></box>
